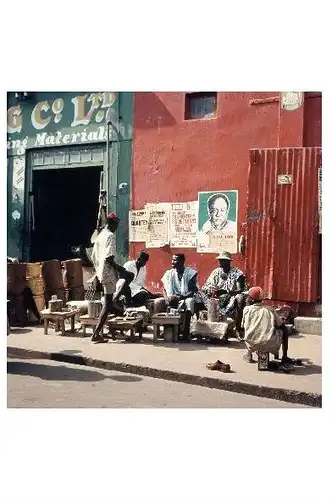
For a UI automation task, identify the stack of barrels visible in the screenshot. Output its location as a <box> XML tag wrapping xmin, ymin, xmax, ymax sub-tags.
<box><xmin>26</xmin><ymin>262</ymin><xmax>45</xmax><ymax>315</ymax></box>
<box><xmin>41</xmin><ymin>259</ymin><xmax>66</xmax><ymax>305</ymax></box>
<box><xmin>62</xmin><ymin>259</ymin><xmax>85</xmax><ymax>301</ymax></box>
<box><xmin>7</xmin><ymin>262</ymin><xmax>28</xmax><ymax>325</ymax></box>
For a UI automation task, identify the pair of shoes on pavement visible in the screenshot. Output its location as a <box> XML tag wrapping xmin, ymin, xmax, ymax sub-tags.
<box><xmin>206</xmin><ymin>360</ymin><xmax>231</xmax><ymax>373</ymax></box>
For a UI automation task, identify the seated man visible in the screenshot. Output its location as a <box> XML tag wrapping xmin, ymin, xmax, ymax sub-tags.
<box><xmin>242</xmin><ymin>286</ymin><xmax>295</xmax><ymax>372</ymax></box>
<box><xmin>201</xmin><ymin>250</ymin><xmax>247</xmax><ymax>336</ymax></box>
<box><xmin>123</xmin><ymin>250</ymin><xmax>159</xmax><ymax>307</ymax></box>
<box><xmin>156</xmin><ymin>253</ymin><xmax>199</xmax><ymax>340</ymax></box>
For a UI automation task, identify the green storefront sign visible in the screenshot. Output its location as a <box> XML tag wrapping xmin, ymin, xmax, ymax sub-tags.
<box><xmin>7</xmin><ymin>92</ymin><xmax>133</xmax><ymax>156</ymax></box>
<box><xmin>7</xmin><ymin>91</ymin><xmax>134</xmax><ymax>262</ymax></box>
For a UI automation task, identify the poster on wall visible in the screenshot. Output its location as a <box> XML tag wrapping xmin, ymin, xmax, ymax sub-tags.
<box><xmin>129</xmin><ymin>209</ymin><xmax>149</xmax><ymax>242</ymax></box>
<box><xmin>145</xmin><ymin>203</ymin><xmax>170</xmax><ymax>248</ymax></box>
<box><xmin>170</xmin><ymin>201</ymin><xmax>198</xmax><ymax>248</ymax></box>
<box><xmin>197</xmin><ymin>190</ymin><xmax>238</xmax><ymax>253</ymax></box>
<box><xmin>318</xmin><ymin>168</ymin><xmax>322</xmax><ymax>234</ymax></box>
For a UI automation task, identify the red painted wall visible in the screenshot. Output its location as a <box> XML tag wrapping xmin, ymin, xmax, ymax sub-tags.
<box><xmin>130</xmin><ymin>92</ymin><xmax>320</xmax><ymax>296</ymax></box>
<box><xmin>303</xmin><ymin>93</ymin><xmax>322</xmax><ymax>147</ymax></box>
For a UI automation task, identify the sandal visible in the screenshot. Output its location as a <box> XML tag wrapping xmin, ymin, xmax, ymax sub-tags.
<box><xmin>206</xmin><ymin>360</ymin><xmax>231</xmax><ymax>373</ymax></box>
<box><xmin>283</xmin><ymin>357</ymin><xmax>303</xmax><ymax>366</ymax></box>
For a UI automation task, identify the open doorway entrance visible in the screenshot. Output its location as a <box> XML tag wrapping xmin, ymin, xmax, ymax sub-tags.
<box><xmin>30</xmin><ymin>166</ymin><xmax>102</xmax><ymax>262</ymax></box>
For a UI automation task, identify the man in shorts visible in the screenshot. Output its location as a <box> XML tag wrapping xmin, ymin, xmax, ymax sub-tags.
<box><xmin>90</xmin><ymin>212</ymin><xmax>123</xmax><ymax>343</ymax></box>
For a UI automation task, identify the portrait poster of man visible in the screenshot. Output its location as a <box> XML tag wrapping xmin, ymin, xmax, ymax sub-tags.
<box><xmin>197</xmin><ymin>190</ymin><xmax>238</xmax><ymax>253</ymax></box>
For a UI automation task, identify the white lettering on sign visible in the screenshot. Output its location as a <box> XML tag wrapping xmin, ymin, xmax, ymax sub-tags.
<box><xmin>7</xmin><ymin>137</ymin><xmax>28</xmax><ymax>155</ymax></box>
<box><xmin>31</xmin><ymin>126</ymin><xmax>107</xmax><ymax>149</ymax></box>
<box><xmin>71</xmin><ymin>92</ymin><xmax>116</xmax><ymax>127</ymax></box>
<box><xmin>52</xmin><ymin>98</ymin><xmax>64</xmax><ymax>123</ymax></box>
<box><xmin>7</xmin><ymin>92</ymin><xmax>117</xmax><ymax>138</ymax></box>
<box><xmin>7</xmin><ymin>105</ymin><xmax>23</xmax><ymax>133</ymax></box>
<box><xmin>31</xmin><ymin>100</ymin><xmax>52</xmax><ymax>130</ymax></box>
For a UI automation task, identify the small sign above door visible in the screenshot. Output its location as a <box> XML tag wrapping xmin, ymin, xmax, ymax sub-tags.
<box><xmin>280</xmin><ymin>92</ymin><xmax>303</xmax><ymax>111</ymax></box>
<box><xmin>277</xmin><ymin>174</ymin><xmax>292</xmax><ymax>185</ymax></box>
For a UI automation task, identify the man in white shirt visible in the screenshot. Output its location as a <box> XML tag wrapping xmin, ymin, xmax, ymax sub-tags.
<box><xmin>242</xmin><ymin>286</ymin><xmax>295</xmax><ymax>372</ymax></box>
<box><xmin>123</xmin><ymin>250</ymin><xmax>156</xmax><ymax>306</ymax></box>
<box><xmin>90</xmin><ymin>212</ymin><xmax>122</xmax><ymax>343</ymax></box>
<box><xmin>158</xmin><ymin>253</ymin><xmax>199</xmax><ymax>340</ymax></box>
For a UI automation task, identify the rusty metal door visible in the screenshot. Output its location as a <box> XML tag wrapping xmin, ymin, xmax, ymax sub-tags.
<box><xmin>245</xmin><ymin>147</ymin><xmax>321</xmax><ymax>302</ymax></box>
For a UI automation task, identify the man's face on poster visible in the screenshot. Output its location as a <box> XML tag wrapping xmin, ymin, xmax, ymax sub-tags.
<box><xmin>209</xmin><ymin>196</ymin><xmax>229</xmax><ymax>230</ymax></box>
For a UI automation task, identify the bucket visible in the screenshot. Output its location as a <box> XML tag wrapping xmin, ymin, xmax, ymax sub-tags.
<box><xmin>87</xmin><ymin>300</ymin><xmax>102</xmax><ymax>318</ymax></box>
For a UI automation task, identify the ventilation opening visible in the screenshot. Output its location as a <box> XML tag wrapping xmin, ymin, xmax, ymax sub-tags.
<box><xmin>185</xmin><ymin>92</ymin><xmax>217</xmax><ymax>120</ymax></box>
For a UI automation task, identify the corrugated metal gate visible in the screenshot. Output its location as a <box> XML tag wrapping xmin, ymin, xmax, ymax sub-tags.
<box><xmin>245</xmin><ymin>147</ymin><xmax>321</xmax><ymax>302</ymax></box>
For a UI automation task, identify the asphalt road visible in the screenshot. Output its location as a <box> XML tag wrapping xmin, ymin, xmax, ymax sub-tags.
<box><xmin>7</xmin><ymin>357</ymin><xmax>307</xmax><ymax>408</ymax></box>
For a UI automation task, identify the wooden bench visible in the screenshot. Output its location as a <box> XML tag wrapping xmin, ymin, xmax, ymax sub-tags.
<box><xmin>41</xmin><ymin>308</ymin><xmax>78</xmax><ymax>336</ymax></box>
<box><xmin>107</xmin><ymin>317</ymin><xmax>144</xmax><ymax>341</ymax></box>
<box><xmin>79</xmin><ymin>314</ymin><xmax>115</xmax><ymax>337</ymax></box>
<box><xmin>151</xmin><ymin>313</ymin><xmax>181</xmax><ymax>343</ymax></box>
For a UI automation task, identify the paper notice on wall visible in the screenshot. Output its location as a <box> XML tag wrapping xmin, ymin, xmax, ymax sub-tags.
<box><xmin>318</xmin><ymin>168</ymin><xmax>322</xmax><ymax>234</ymax></box>
<box><xmin>170</xmin><ymin>201</ymin><xmax>198</xmax><ymax>248</ymax></box>
<box><xmin>209</xmin><ymin>232</ymin><xmax>237</xmax><ymax>253</ymax></box>
<box><xmin>129</xmin><ymin>210</ymin><xmax>149</xmax><ymax>242</ymax></box>
<box><xmin>145</xmin><ymin>203</ymin><xmax>170</xmax><ymax>248</ymax></box>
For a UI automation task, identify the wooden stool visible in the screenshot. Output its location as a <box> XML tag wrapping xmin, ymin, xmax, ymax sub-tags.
<box><xmin>79</xmin><ymin>314</ymin><xmax>115</xmax><ymax>337</ymax></box>
<box><xmin>41</xmin><ymin>308</ymin><xmax>78</xmax><ymax>335</ymax></box>
<box><xmin>151</xmin><ymin>314</ymin><xmax>181</xmax><ymax>343</ymax></box>
<box><xmin>257</xmin><ymin>351</ymin><xmax>270</xmax><ymax>371</ymax></box>
<box><xmin>107</xmin><ymin>317</ymin><xmax>143</xmax><ymax>341</ymax></box>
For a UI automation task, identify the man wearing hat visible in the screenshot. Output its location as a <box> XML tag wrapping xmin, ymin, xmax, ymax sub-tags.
<box><xmin>242</xmin><ymin>286</ymin><xmax>295</xmax><ymax>371</ymax></box>
<box><xmin>90</xmin><ymin>212</ymin><xmax>124</xmax><ymax>343</ymax></box>
<box><xmin>201</xmin><ymin>250</ymin><xmax>247</xmax><ymax>336</ymax></box>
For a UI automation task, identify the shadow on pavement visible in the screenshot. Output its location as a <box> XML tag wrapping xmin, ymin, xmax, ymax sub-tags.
<box><xmin>287</xmin><ymin>359</ymin><xmax>322</xmax><ymax>376</ymax></box>
<box><xmin>7</xmin><ymin>360</ymin><xmax>142</xmax><ymax>383</ymax></box>
<box><xmin>8</xmin><ymin>328</ymin><xmax>33</xmax><ymax>335</ymax></box>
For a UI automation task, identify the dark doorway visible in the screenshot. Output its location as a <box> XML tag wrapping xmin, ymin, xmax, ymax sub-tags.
<box><xmin>30</xmin><ymin>166</ymin><xmax>102</xmax><ymax>262</ymax></box>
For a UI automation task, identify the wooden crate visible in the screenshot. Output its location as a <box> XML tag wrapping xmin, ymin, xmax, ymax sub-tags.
<box><xmin>27</xmin><ymin>277</ymin><xmax>44</xmax><ymax>296</ymax></box>
<box><xmin>41</xmin><ymin>260</ymin><xmax>64</xmax><ymax>290</ymax></box>
<box><xmin>33</xmin><ymin>294</ymin><xmax>45</xmax><ymax>313</ymax></box>
<box><xmin>7</xmin><ymin>263</ymin><xmax>28</xmax><ymax>295</ymax></box>
<box><xmin>26</xmin><ymin>262</ymin><xmax>42</xmax><ymax>279</ymax></box>
<box><xmin>62</xmin><ymin>259</ymin><xmax>84</xmax><ymax>288</ymax></box>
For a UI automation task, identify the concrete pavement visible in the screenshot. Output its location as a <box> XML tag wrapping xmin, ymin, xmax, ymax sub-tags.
<box><xmin>7</xmin><ymin>357</ymin><xmax>308</xmax><ymax>408</ymax></box>
<box><xmin>7</xmin><ymin>324</ymin><xmax>322</xmax><ymax>407</ymax></box>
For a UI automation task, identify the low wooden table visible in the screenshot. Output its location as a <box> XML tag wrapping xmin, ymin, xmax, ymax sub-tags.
<box><xmin>151</xmin><ymin>314</ymin><xmax>181</xmax><ymax>343</ymax></box>
<box><xmin>79</xmin><ymin>314</ymin><xmax>115</xmax><ymax>337</ymax></box>
<box><xmin>41</xmin><ymin>308</ymin><xmax>78</xmax><ymax>336</ymax></box>
<box><xmin>107</xmin><ymin>317</ymin><xmax>144</xmax><ymax>341</ymax></box>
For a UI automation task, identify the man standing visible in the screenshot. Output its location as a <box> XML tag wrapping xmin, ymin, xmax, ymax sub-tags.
<box><xmin>201</xmin><ymin>250</ymin><xmax>247</xmax><ymax>337</ymax></box>
<box><xmin>123</xmin><ymin>250</ymin><xmax>157</xmax><ymax>307</ymax></box>
<box><xmin>90</xmin><ymin>212</ymin><xmax>121</xmax><ymax>343</ymax></box>
<box><xmin>159</xmin><ymin>254</ymin><xmax>199</xmax><ymax>340</ymax></box>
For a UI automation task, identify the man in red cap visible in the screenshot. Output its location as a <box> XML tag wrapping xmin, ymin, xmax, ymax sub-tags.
<box><xmin>241</xmin><ymin>286</ymin><xmax>294</xmax><ymax>371</ymax></box>
<box><xmin>90</xmin><ymin>212</ymin><xmax>123</xmax><ymax>343</ymax></box>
